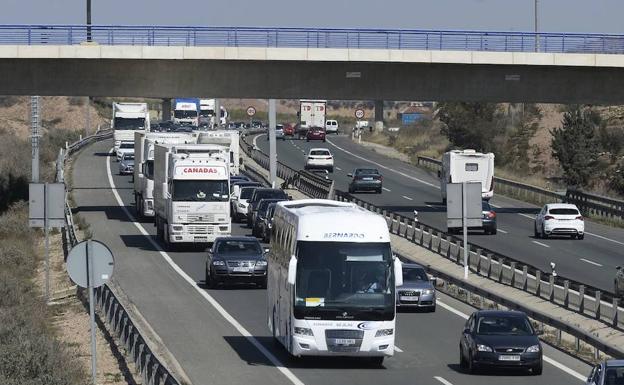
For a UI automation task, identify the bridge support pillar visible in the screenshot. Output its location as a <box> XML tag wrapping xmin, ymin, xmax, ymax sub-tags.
<box><xmin>162</xmin><ymin>98</ymin><xmax>171</xmax><ymax>121</ymax></box>
<box><xmin>374</xmin><ymin>100</ymin><xmax>384</xmax><ymax>131</ymax></box>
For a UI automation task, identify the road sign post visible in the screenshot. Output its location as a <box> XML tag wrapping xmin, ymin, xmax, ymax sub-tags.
<box><xmin>355</xmin><ymin>109</ymin><xmax>364</xmax><ymax>143</ymax></box>
<box><xmin>446</xmin><ymin>182</ymin><xmax>482</xmax><ymax>279</ymax></box>
<box><xmin>268</xmin><ymin>100</ymin><xmax>277</xmax><ymax>187</ymax></box>
<box><xmin>247</xmin><ymin>106</ymin><xmax>256</xmax><ymax>128</ymax></box>
<box><xmin>67</xmin><ymin>240</ymin><xmax>114</xmax><ymax>385</ymax></box>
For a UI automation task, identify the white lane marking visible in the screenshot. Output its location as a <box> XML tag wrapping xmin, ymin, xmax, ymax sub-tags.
<box><xmin>105</xmin><ymin>149</ymin><xmax>305</xmax><ymax>385</ymax></box>
<box><xmin>335</xmin><ymin>167</ymin><xmax>342</xmax><ymax>171</ymax></box>
<box><xmin>585</xmin><ymin>231</ymin><xmax>624</xmax><ymax>246</ymax></box>
<box><xmin>532</xmin><ymin>240</ymin><xmax>550</xmax><ymax>248</ymax></box>
<box><xmin>436</xmin><ymin>300</ymin><xmax>586</xmax><ymax>381</ymax></box>
<box><xmin>498</xmin><ymin>229</ymin><xmax>508</xmax><ymax>234</ymax></box>
<box><xmin>402</xmin><ymin>195</ymin><xmax>413</xmax><ymax>201</ymax></box>
<box><xmin>434</xmin><ymin>376</ymin><xmax>453</xmax><ymax>385</ymax></box>
<box><xmin>394</xmin><ymin>345</ymin><xmax>404</xmax><ymax>353</ymax></box>
<box><xmin>580</xmin><ymin>258</ymin><xmax>603</xmax><ymax>267</ymax></box>
<box><xmin>253</xmin><ymin>133</ymin><xmax>264</xmax><ymax>148</ymax></box>
<box><xmin>326</xmin><ymin>138</ymin><xmax>439</xmax><ymax>189</ymax></box>
<box><xmin>425</xmin><ymin>204</ymin><xmax>434</xmax><ymax>208</ymax></box>
<box><xmin>382</xmin><ymin>187</ymin><xmax>391</xmax><ymax>192</ymax></box>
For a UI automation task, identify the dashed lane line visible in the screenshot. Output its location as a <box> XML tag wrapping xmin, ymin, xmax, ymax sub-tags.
<box><xmin>382</xmin><ymin>187</ymin><xmax>391</xmax><ymax>192</ymax></box>
<box><xmin>402</xmin><ymin>195</ymin><xmax>413</xmax><ymax>201</ymax></box>
<box><xmin>580</xmin><ymin>258</ymin><xmax>603</xmax><ymax>267</ymax></box>
<box><xmin>532</xmin><ymin>240</ymin><xmax>551</xmax><ymax>248</ymax></box>
<box><xmin>434</xmin><ymin>376</ymin><xmax>453</xmax><ymax>385</ymax></box>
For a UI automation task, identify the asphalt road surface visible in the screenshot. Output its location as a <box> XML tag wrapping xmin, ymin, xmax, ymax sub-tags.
<box><xmin>70</xmin><ymin>139</ymin><xmax>591</xmax><ymax>385</ymax></box>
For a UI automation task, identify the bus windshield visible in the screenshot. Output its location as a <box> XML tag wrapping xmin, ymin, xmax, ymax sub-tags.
<box><xmin>294</xmin><ymin>241</ymin><xmax>394</xmax><ymax>321</ymax></box>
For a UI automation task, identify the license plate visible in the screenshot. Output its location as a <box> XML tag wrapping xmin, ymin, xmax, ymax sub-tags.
<box><xmin>400</xmin><ymin>296</ymin><xmax>419</xmax><ymax>301</ymax></box>
<box><xmin>233</xmin><ymin>267</ymin><xmax>251</xmax><ymax>272</ymax></box>
<box><xmin>363</xmin><ymin>177</ymin><xmax>373</xmax><ymax>181</ymax></box>
<box><xmin>335</xmin><ymin>339</ymin><xmax>356</xmax><ymax>345</ymax></box>
<box><xmin>499</xmin><ymin>355</ymin><xmax>521</xmax><ymax>361</ymax></box>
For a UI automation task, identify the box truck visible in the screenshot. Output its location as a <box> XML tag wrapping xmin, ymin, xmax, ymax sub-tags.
<box><xmin>112</xmin><ymin>102</ymin><xmax>150</xmax><ymax>151</ymax></box>
<box><xmin>173</xmin><ymin>98</ymin><xmax>200</xmax><ymax>127</ymax></box>
<box><xmin>297</xmin><ymin>100</ymin><xmax>326</xmax><ymax>139</ymax></box>
<box><xmin>197</xmin><ymin>130</ymin><xmax>240</xmax><ymax>175</ymax></box>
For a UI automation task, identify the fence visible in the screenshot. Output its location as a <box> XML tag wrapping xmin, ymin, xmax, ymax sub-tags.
<box><xmin>57</xmin><ymin>128</ymin><xmax>183</xmax><ymax>385</ymax></box>
<box><xmin>416</xmin><ymin>155</ymin><xmax>624</xmax><ymax>221</ymax></box>
<box><xmin>3</xmin><ymin>25</ymin><xmax>624</xmax><ymax>54</ymax></box>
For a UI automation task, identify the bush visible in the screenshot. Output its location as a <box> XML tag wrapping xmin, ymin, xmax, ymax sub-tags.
<box><xmin>0</xmin><ymin>96</ymin><xmax>21</xmax><ymax>108</ymax></box>
<box><xmin>67</xmin><ymin>96</ymin><xmax>85</xmax><ymax>106</ymax></box>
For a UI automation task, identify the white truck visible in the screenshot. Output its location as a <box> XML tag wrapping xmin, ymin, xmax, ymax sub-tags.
<box><xmin>134</xmin><ymin>131</ymin><xmax>197</xmax><ymax>218</ymax></box>
<box><xmin>199</xmin><ymin>99</ymin><xmax>228</xmax><ymax>128</ymax></box>
<box><xmin>297</xmin><ymin>100</ymin><xmax>326</xmax><ymax>139</ymax></box>
<box><xmin>440</xmin><ymin>149</ymin><xmax>495</xmax><ymax>202</ymax></box>
<box><xmin>197</xmin><ymin>130</ymin><xmax>240</xmax><ymax>175</ymax></box>
<box><xmin>173</xmin><ymin>98</ymin><xmax>200</xmax><ymax>127</ymax></box>
<box><xmin>153</xmin><ymin>143</ymin><xmax>231</xmax><ymax>247</ymax></box>
<box><xmin>111</xmin><ymin>102</ymin><xmax>150</xmax><ymax>151</ymax></box>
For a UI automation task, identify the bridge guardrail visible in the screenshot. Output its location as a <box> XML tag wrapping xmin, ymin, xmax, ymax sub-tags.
<box><xmin>3</xmin><ymin>24</ymin><xmax>624</xmax><ymax>54</ymax></box>
<box><xmin>333</xmin><ymin>190</ymin><xmax>623</xmax><ymax>331</ymax></box>
<box><xmin>416</xmin><ymin>155</ymin><xmax>624</xmax><ymax>221</ymax></box>
<box><xmin>57</xmin><ymin>128</ymin><xmax>183</xmax><ymax>385</ymax></box>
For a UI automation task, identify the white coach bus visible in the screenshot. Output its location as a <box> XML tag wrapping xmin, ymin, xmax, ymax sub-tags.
<box><xmin>267</xmin><ymin>199</ymin><xmax>403</xmax><ymax>365</ymax></box>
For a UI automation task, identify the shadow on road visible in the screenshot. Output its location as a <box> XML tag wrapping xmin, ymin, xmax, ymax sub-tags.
<box><xmin>446</xmin><ymin>363</ymin><xmax>535</xmax><ymax>376</ymax></box>
<box><xmin>93</xmin><ymin>152</ymin><xmax>113</xmax><ymax>157</ymax></box>
<box><xmin>73</xmin><ymin>205</ymin><xmax>134</xmax><ymax>222</ymax></box>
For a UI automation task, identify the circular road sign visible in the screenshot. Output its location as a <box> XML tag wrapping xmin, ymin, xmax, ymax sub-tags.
<box><xmin>246</xmin><ymin>106</ymin><xmax>256</xmax><ymax>117</ymax></box>
<box><xmin>66</xmin><ymin>240</ymin><xmax>115</xmax><ymax>288</ymax></box>
<box><xmin>355</xmin><ymin>109</ymin><xmax>365</xmax><ymax>119</ymax></box>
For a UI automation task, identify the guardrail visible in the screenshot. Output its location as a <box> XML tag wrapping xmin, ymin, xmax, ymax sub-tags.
<box><xmin>416</xmin><ymin>155</ymin><xmax>624</xmax><ymax>221</ymax></box>
<box><xmin>3</xmin><ymin>24</ymin><xmax>624</xmax><ymax>54</ymax></box>
<box><xmin>56</xmin><ymin>128</ymin><xmax>183</xmax><ymax>385</ymax></box>
<box><xmin>240</xmin><ymin>133</ymin><xmax>334</xmax><ymax>199</ymax></box>
<box><xmin>333</xmin><ymin>190</ymin><xmax>623</xmax><ymax>330</ymax></box>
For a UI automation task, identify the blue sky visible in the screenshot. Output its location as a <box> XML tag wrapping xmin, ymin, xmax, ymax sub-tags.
<box><xmin>2</xmin><ymin>0</ymin><xmax>622</xmax><ymax>34</ymax></box>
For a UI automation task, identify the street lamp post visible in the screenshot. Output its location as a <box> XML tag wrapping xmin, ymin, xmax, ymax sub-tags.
<box><xmin>86</xmin><ymin>0</ymin><xmax>92</xmax><ymax>42</ymax></box>
<box><xmin>534</xmin><ymin>0</ymin><xmax>540</xmax><ymax>52</ymax></box>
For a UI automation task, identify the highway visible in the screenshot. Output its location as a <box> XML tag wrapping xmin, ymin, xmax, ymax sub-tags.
<box><xmin>69</xmin><ymin>138</ymin><xmax>591</xmax><ymax>385</ymax></box>
<box><xmin>255</xmin><ymin>134</ymin><xmax>624</xmax><ymax>293</ymax></box>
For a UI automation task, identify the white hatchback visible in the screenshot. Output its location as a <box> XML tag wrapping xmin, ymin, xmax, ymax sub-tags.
<box><xmin>305</xmin><ymin>148</ymin><xmax>334</xmax><ymax>172</ymax></box>
<box><xmin>534</xmin><ymin>203</ymin><xmax>584</xmax><ymax>239</ymax></box>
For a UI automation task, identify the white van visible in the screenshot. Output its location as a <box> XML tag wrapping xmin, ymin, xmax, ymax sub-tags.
<box><xmin>325</xmin><ymin>119</ymin><xmax>339</xmax><ymax>134</ymax></box>
<box><xmin>440</xmin><ymin>150</ymin><xmax>495</xmax><ymax>202</ymax></box>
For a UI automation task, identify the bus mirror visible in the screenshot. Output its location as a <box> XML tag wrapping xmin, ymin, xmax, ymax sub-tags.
<box><xmin>394</xmin><ymin>258</ymin><xmax>403</xmax><ymax>287</ymax></box>
<box><xmin>287</xmin><ymin>255</ymin><xmax>297</xmax><ymax>285</ymax></box>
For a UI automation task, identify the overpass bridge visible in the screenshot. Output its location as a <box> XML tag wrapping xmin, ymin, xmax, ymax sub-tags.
<box><xmin>1</xmin><ymin>25</ymin><xmax>624</xmax><ymax>103</ymax></box>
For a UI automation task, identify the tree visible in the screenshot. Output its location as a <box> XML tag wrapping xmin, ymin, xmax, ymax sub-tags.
<box><xmin>503</xmin><ymin>104</ymin><xmax>541</xmax><ymax>172</ymax></box>
<box><xmin>437</xmin><ymin>102</ymin><xmax>502</xmax><ymax>153</ymax></box>
<box><xmin>550</xmin><ymin>106</ymin><xmax>600</xmax><ymax>187</ymax></box>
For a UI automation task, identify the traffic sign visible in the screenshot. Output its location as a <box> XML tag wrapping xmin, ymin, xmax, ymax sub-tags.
<box><xmin>355</xmin><ymin>109</ymin><xmax>365</xmax><ymax>119</ymax></box>
<box><xmin>66</xmin><ymin>240</ymin><xmax>114</xmax><ymax>288</ymax></box>
<box><xmin>246</xmin><ymin>106</ymin><xmax>256</xmax><ymax>117</ymax></box>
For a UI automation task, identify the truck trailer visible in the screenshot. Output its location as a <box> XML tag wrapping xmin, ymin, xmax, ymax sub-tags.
<box><xmin>197</xmin><ymin>130</ymin><xmax>240</xmax><ymax>175</ymax></box>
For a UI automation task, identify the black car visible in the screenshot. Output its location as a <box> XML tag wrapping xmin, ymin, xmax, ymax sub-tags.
<box><xmin>448</xmin><ymin>201</ymin><xmax>497</xmax><ymax>235</ymax></box>
<box><xmin>259</xmin><ymin>203</ymin><xmax>278</xmax><ymax>242</ymax></box>
<box><xmin>348</xmin><ymin>168</ymin><xmax>383</xmax><ymax>194</ymax></box>
<box><xmin>252</xmin><ymin>198</ymin><xmax>286</xmax><ymax>237</ymax></box>
<box><xmin>459</xmin><ymin>310</ymin><xmax>542</xmax><ymax>375</ymax></box>
<box><xmin>205</xmin><ymin>236</ymin><xmax>268</xmax><ymax>288</ymax></box>
<box><xmin>247</xmin><ymin>188</ymin><xmax>289</xmax><ymax>226</ymax></box>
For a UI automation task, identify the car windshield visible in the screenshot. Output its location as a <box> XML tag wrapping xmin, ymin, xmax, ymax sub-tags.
<box><xmin>252</xmin><ymin>190</ymin><xmax>288</xmax><ymax>205</ymax></box>
<box><xmin>172</xmin><ymin>180</ymin><xmax>229</xmax><ymax>202</ymax></box>
<box><xmin>258</xmin><ymin>199</ymin><xmax>284</xmax><ymax>216</ymax></box>
<box><xmin>120</xmin><ymin>143</ymin><xmax>134</xmax><ymax>149</ymax></box>
<box><xmin>310</xmin><ymin>150</ymin><xmax>329</xmax><ymax>156</ymax></box>
<box><xmin>356</xmin><ymin>169</ymin><xmax>379</xmax><ymax>175</ymax></box>
<box><xmin>403</xmin><ymin>267</ymin><xmax>428</xmax><ymax>282</ymax></box>
<box><xmin>605</xmin><ymin>367</ymin><xmax>624</xmax><ymax>385</ymax></box>
<box><xmin>294</xmin><ymin>241</ymin><xmax>394</xmax><ymax>318</ymax></box>
<box><xmin>549</xmin><ymin>208</ymin><xmax>579</xmax><ymax>215</ymax></box>
<box><xmin>216</xmin><ymin>240</ymin><xmax>262</xmax><ymax>256</ymax></box>
<box><xmin>476</xmin><ymin>315</ymin><xmax>534</xmax><ymax>336</ymax></box>
<box><xmin>266</xmin><ymin>205</ymin><xmax>276</xmax><ymax>218</ymax></box>
<box><xmin>240</xmin><ymin>187</ymin><xmax>257</xmax><ymax>200</ymax></box>
<box><xmin>114</xmin><ymin>117</ymin><xmax>145</xmax><ymax>130</ymax></box>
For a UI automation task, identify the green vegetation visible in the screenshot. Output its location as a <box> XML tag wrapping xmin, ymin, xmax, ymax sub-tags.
<box><xmin>0</xmin><ymin>202</ymin><xmax>87</xmax><ymax>385</ymax></box>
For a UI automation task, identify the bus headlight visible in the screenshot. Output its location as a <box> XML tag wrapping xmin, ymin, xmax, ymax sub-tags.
<box><xmin>294</xmin><ymin>327</ymin><xmax>313</xmax><ymax>336</ymax></box>
<box><xmin>375</xmin><ymin>329</ymin><xmax>394</xmax><ymax>337</ymax></box>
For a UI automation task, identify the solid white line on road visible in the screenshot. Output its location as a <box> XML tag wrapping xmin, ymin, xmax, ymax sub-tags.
<box><xmin>402</xmin><ymin>195</ymin><xmax>413</xmax><ymax>201</ymax></box>
<box><xmin>335</xmin><ymin>167</ymin><xmax>342</xmax><ymax>171</ymax></box>
<box><xmin>436</xmin><ymin>300</ymin><xmax>586</xmax><ymax>381</ymax></box>
<box><xmin>252</xmin><ymin>133</ymin><xmax>264</xmax><ymax>149</ymax></box>
<box><xmin>519</xmin><ymin>213</ymin><xmax>535</xmax><ymax>220</ymax></box>
<box><xmin>584</xmin><ymin>231</ymin><xmax>624</xmax><ymax>246</ymax></box>
<box><xmin>498</xmin><ymin>229</ymin><xmax>508</xmax><ymax>234</ymax></box>
<box><xmin>532</xmin><ymin>240</ymin><xmax>550</xmax><ymax>248</ymax></box>
<box><xmin>434</xmin><ymin>376</ymin><xmax>454</xmax><ymax>385</ymax></box>
<box><xmin>105</xmin><ymin>149</ymin><xmax>305</xmax><ymax>385</ymax></box>
<box><xmin>382</xmin><ymin>187</ymin><xmax>391</xmax><ymax>192</ymax></box>
<box><xmin>326</xmin><ymin>138</ymin><xmax>440</xmax><ymax>189</ymax></box>
<box><xmin>580</xmin><ymin>258</ymin><xmax>603</xmax><ymax>267</ymax></box>
<box><xmin>394</xmin><ymin>345</ymin><xmax>404</xmax><ymax>353</ymax></box>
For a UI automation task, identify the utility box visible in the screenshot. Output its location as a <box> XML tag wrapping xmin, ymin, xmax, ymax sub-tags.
<box><xmin>446</xmin><ymin>182</ymin><xmax>482</xmax><ymax>229</ymax></box>
<box><xmin>29</xmin><ymin>183</ymin><xmax>66</xmax><ymax>228</ymax></box>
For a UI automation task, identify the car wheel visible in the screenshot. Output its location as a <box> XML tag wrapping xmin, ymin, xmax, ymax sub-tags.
<box><xmin>578</xmin><ymin>234</ymin><xmax>584</xmax><ymax>240</ymax></box>
<box><xmin>348</xmin><ymin>186</ymin><xmax>354</xmax><ymax>193</ymax></box>
<box><xmin>459</xmin><ymin>346</ymin><xmax>467</xmax><ymax>369</ymax></box>
<box><xmin>322</xmin><ymin>139</ymin><xmax>326</xmax><ymax>143</ymax></box>
<box><xmin>370</xmin><ymin>356</ymin><xmax>384</xmax><ymax>367</ymax></box>
<box><xmin>329</xmin><ymin>167</ymin><xmax>333</xmax><ymax>173</ymax></box>
<box><xmin>467</xmin><ymin>352</ymin><xmax>477</xmax><ymax>374</ymax></box>
<box><xmin>258</xmin><ymin>279</ymin><xmax>267</xmax><ymax>289</ymax></box>
<box><xmin>490</xmin><ymin>227</ymin><xmax>497</xmax><ymax>235</ymax></box>
<box><xmin>429</xmin><ymin>304</ymin><xmax>436</xmax><ymax>313</ymax></box>
<box><xmin>615</xmin><ymin>280</ymin><xmax>621</xmax><ymax>297</ymax></box>
<box><xmin>541</xmin><ymin>224</ymin><xmax>548</xmax><ymax>239</ymax></box>
<box><xmin>306</xmin><ymin>139</ymin><xmax>309</xmax><ymax>142</ymax></box>
<box><xmin>531</xmin><ymin>362</ymin><xmax>543</xmax><ymax>375</ymax></box>
<box><xmin>534</xmin><ymin>223</ymin><xmax>539</xmax><ymax>238</ymax></box>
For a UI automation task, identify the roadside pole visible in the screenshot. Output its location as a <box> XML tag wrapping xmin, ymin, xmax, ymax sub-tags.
<box><xmin>268</xmin><ymin>99</ymin><xmax>277</xmax><ymax>187</ymax></box>
<box><xmin>214</xmin><ymin>99</ymin><xmax>221</xmax><ymax>128</ymax></box>
<box><xmin>462</xmin><ymin>182</ymin><xmax>468</xmax><ymax>280</ymax></box>
<box><xmin>87</xmin><ymin>241</ymin><xmax>97</xmax><ymax>385</ymax></box>
<box><xmin>31</xmin><ymin>96</ymin><xmax>40</xmax><ymax>183</ymax></box>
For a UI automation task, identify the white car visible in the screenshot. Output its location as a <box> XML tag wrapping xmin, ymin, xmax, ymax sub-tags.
<box><xmin>325</xmin><ymin>119</ymin><xmax>339</xmax><ymax>134</ymax></box>
<box><xmin>305</xmin><ymin>148</ymin><xmax>334</xmax><ymax>172</ymax></box>
<box><xmin>231</xmin><ymin>186</ymin><xmax>258</xmax><ymax>222</ymax></box>
<box><xmin>116</xmin><ymin>141</ymin><xmax>134</xmax><ymax>162</ymax></box>
<box><xmin>534</xmin><ymin>203</ymin><xmax>584</xmax><ymax>239</ymax></box>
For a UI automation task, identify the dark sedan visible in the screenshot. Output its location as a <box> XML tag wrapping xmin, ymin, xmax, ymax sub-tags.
<box><xmin>252</xmin><ymin>199</ymin><xmax>285</xmax><ymax>237</ymax></box>
<box><xmin>348</xmin><ymin>168</ymin><xmax>383</xmax><ymax>194</ymax></box>
<box><xmin>247</xmin><ymin>188</ymin><xmax>289</xmax><ymax>226</ymax></box>
<box><xmin>205</xmin><ymin>237</ymin><xmax>268</xmax><ymax>288</ymax></box>
<box><xmin>306</xmin><ymin>128</ymin><xmax>326</xmax><ymax>142</ymax></box>
<box><xmin>448</xmin><ymin>200</ymin><xmax>497</xmax><ymax>235</ymax></box>
<box><xmin>459</xmin><ymin>310</ymin><xmax>543</xmax><ymax>375</ymax></box>
<box><xmin>258</xmin><ymin>203</ymin><xmax>277</xmax><ymax>242</ymax></box>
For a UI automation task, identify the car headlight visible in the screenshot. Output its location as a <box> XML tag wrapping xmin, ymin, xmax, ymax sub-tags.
<box><xmin>526</xmin><ymin>344</ymin><xmax>541</xmax><ymax>353</ymax></box>
<box><xmin>255</xmin><ymin>260</ymin><xmax>267</xmax><ymax>267</ymax></box>
<box><xmin>375</xmin><ymin>329</ymin><xmax>394</xmax><ymax>337</ymax></box>
<box><xmin>238</xmin><ymin>203</ymin><xmax>246</xmax><ymax>208</ymax></box>
<box><xmin>294</xmin><ymin>327</ymin><xmax>313</xmax><ymax>336</ymax></box>
<box><xmin>212</xmin><ymin>260</ymin><xmax>225</xmax><ymax>266</ymax></box>
<box><xmin>477</xmin><ymin>344</ymin><xmax>492</xmax><ymax>352</ymax></box>
<box><xmin>422</xmin><ymin>289</ymin><xmax>434</xmax><ymax>295</ymax></box>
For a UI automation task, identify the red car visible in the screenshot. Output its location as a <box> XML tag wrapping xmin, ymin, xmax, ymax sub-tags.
<box><xmin>283</xmin><ymin>123</ymin><xmax>295</xmax><ymax>137</ymax></box>
<box><xmin>306</xmin><ymin>128</ymin><xmax>326</xmax><ymax>142</ymax></box>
